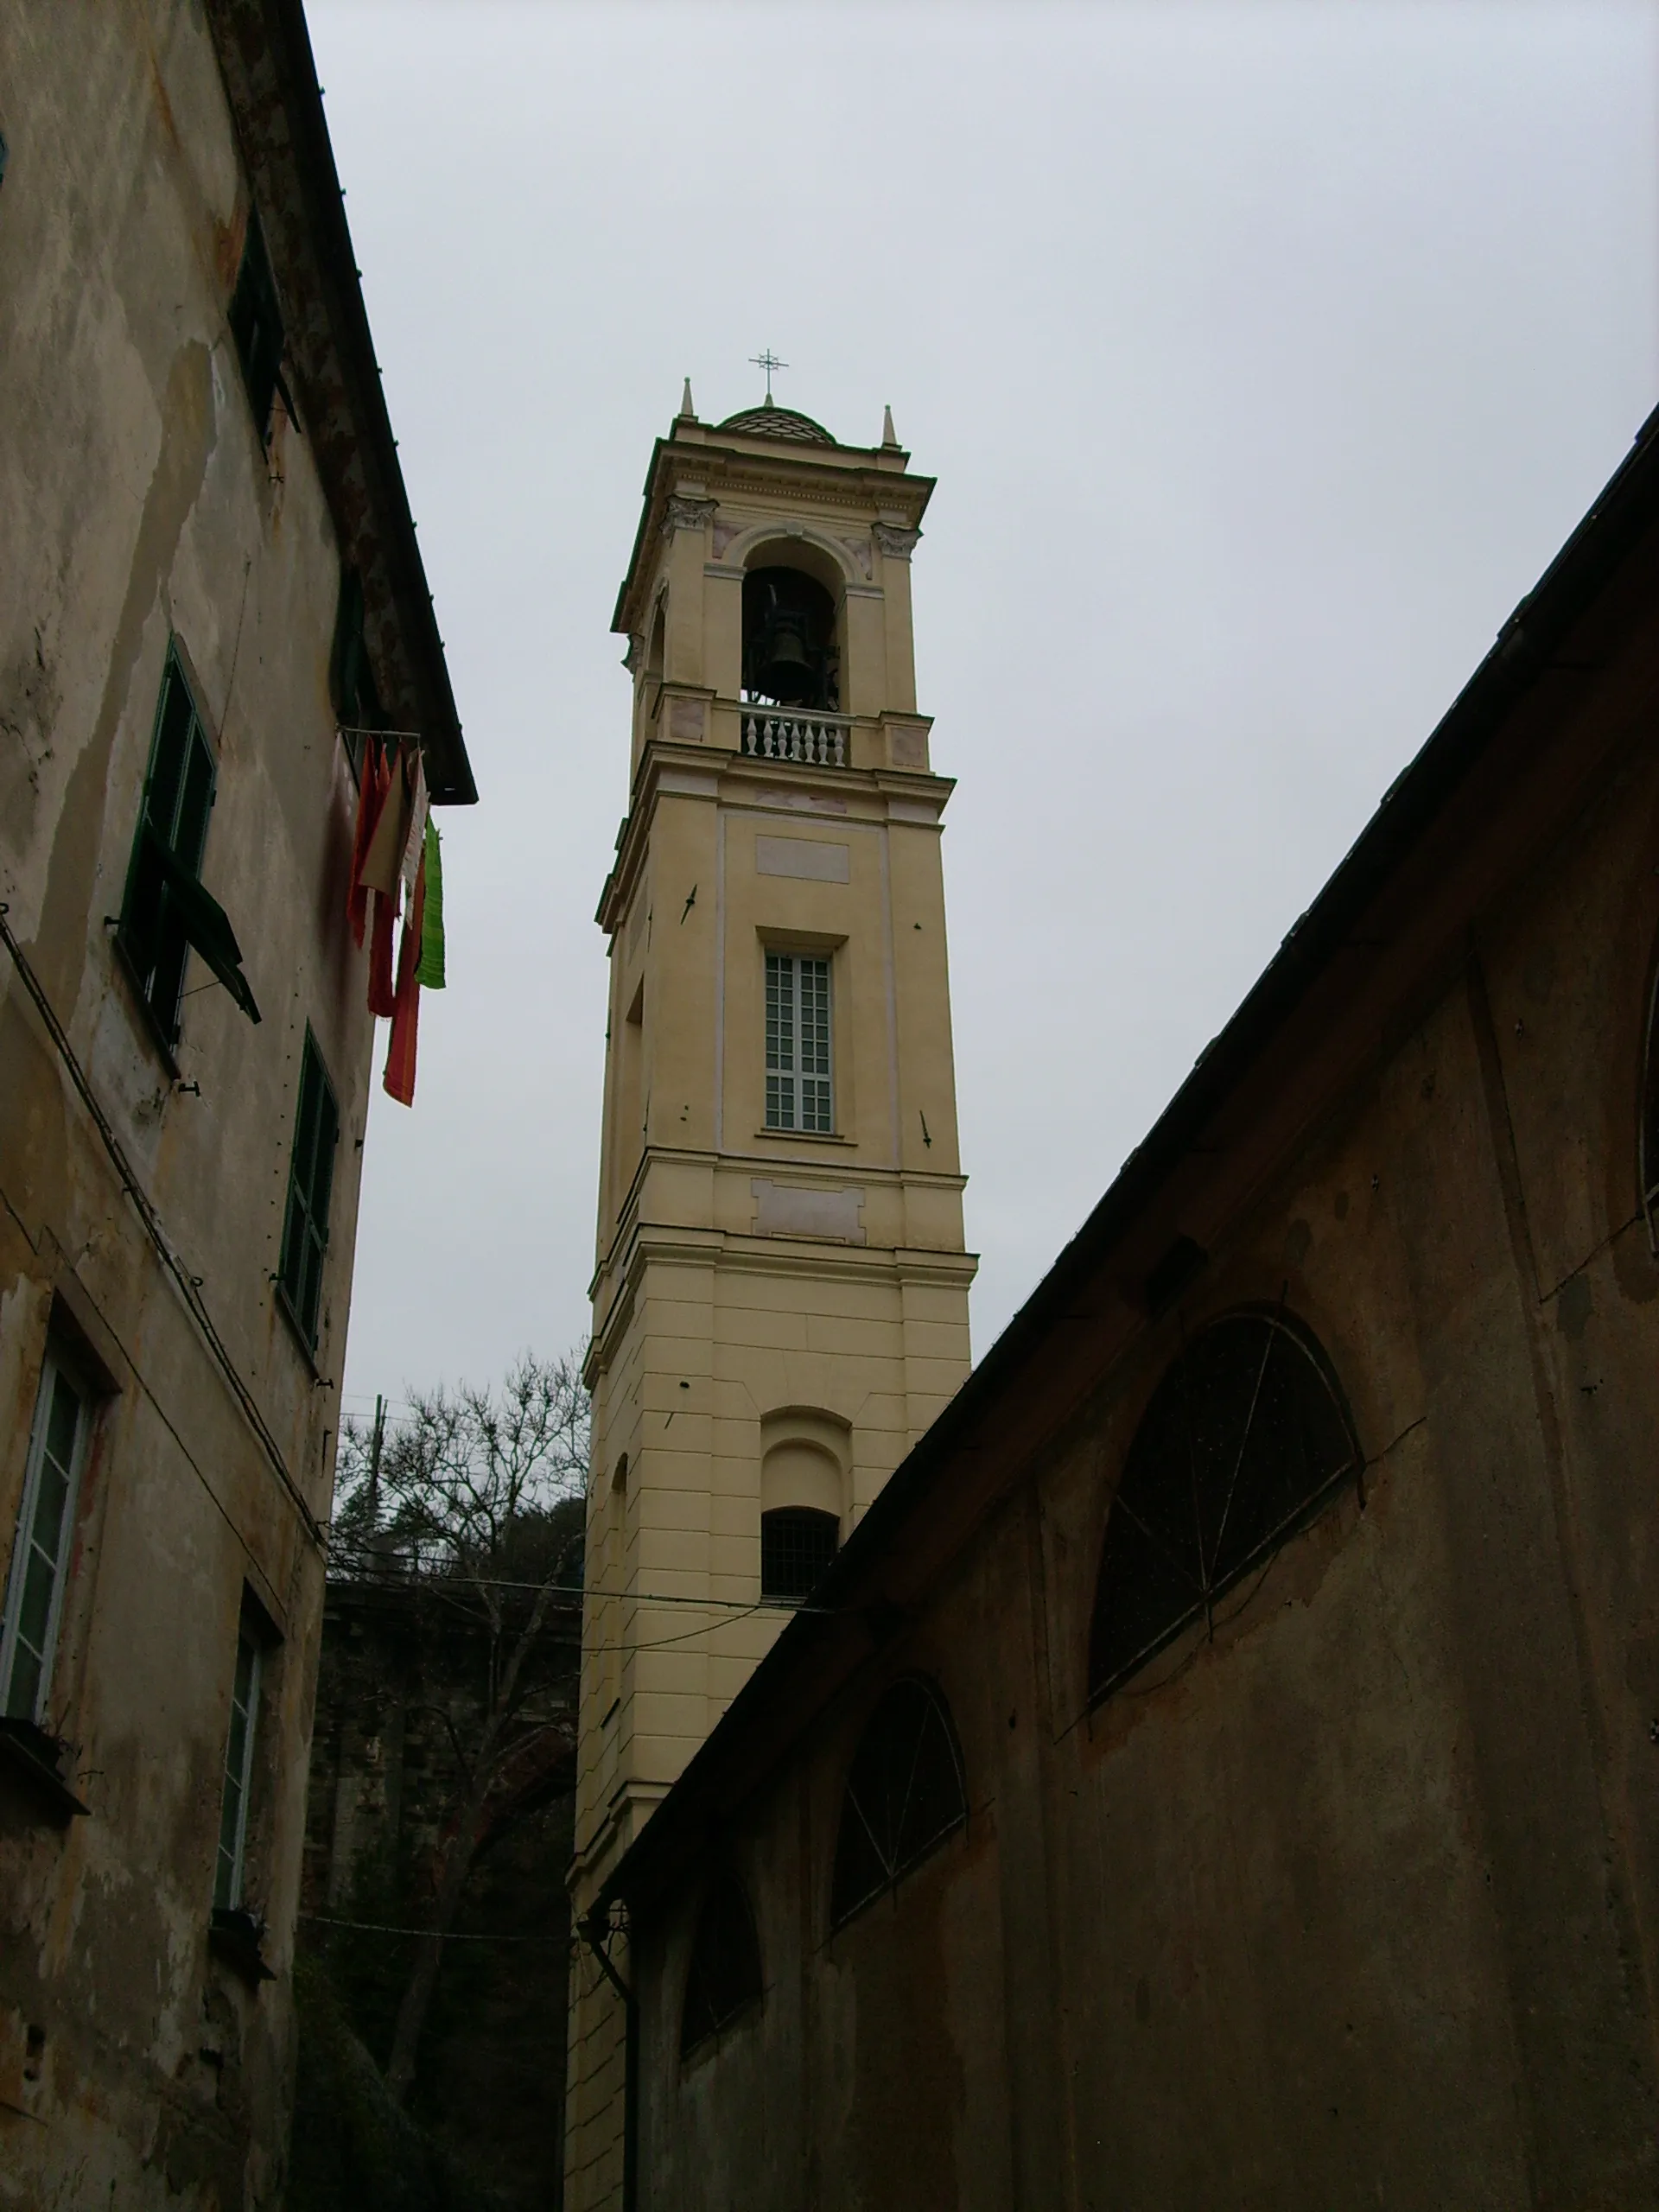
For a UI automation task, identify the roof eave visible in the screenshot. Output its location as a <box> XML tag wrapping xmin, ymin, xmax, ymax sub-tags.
<box><xmin>204</xmin><ymin>0</ymin><xmax>476</xmax><ymax>806</ymax></box>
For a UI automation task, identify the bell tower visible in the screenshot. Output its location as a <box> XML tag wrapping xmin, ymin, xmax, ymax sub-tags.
<box><xmin>564</xmin><ymin>389</ymin><xmax>976</xmax><ymax>2207</ymax></box>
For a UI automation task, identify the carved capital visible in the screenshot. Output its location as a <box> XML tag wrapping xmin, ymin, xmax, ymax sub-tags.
<box><xmin>622</xmin><ymin>633</ymin><xmax>642</xmax><ymax>674</ymax></box>
<box><xmin>873</xmin><ymin>523</ymin><xmax>921</xmax><ymax>563</ymax></box>
<box><xmin>662</xmin><ymin>494</ymin><xmax>717</xmax><ymax>541</ymax></box>
<box><xmin>840</xmin><ymin>536</ymin><xmax>874</xmax><ymax>581</ymax></box>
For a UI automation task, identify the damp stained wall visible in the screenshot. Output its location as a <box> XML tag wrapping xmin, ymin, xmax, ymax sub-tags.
<box><xmin>0</xmin><ymin>6</ymin><xmax>415</xmax><ymax>2203</ymax></box>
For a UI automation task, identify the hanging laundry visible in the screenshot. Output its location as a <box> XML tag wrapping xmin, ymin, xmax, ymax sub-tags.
<box><xmin>359</xmin><ymin>742</ymin><xmax>412</xmax><ymax>896</ymax></box>
<box><xmin>347</xmin><ymin>737</ymin><xmax>392</xmax><ymax>948</ymax></box>
<box><xmin>368</xmin><ymin>876</ymin><xmax>398</xmax><ymax>1018</ymax></box>
<box><xmin>383</xmin><ymin>846</ymin><xmax>426</xmax><ymax>1106</ymax></box>
<box><xmin>399</xmin><ymin>751</ymin><xmax>429</xmax><ymax>905</ymax></box>
<box><xmin>416</xmin><ymin>817</ymin><xmax>445</xmax><ymax>989</ymax></box>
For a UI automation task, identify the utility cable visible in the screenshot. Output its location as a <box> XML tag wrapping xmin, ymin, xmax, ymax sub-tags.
<box><xmin>0</xmin><ymin>904</ymin><xmax>326</xmax><ymax>1552</ymax></box>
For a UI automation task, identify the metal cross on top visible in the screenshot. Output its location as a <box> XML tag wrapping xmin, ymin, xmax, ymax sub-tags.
<box><xmin>749</xmin><ymin>348</ymin><xmax>787</xmax><ymax>404</ymax></box>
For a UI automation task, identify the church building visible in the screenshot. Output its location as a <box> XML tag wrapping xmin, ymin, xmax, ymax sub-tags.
<box><xmin>564</xmin><ymin>391</ymin><xmax>976</xmax><ymax>2206</ymax></box>
<box><xmin>581</xmin><ymin>396</ymin><xmax>1659</xmax><ymax>2212</ymax></box>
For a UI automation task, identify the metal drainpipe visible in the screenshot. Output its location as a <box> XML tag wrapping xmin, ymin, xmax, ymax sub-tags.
<box><xmin>582</xmin><ymin>1908</ymin><xmax>639</xmax><ymax>2212</ymax></box>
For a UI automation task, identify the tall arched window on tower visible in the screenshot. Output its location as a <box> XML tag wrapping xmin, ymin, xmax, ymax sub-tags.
<box><xmin>1089</xmin><ymin>1310</ymin><xmax>1361</xmax><ymax>1706</ymax></box>
<box><xmin>830</xmin><ymin>1676</ymin><xmax>967</xmax><ymax>1929</ymax></box>
<box><xmin>760</xmin><ymin>1414</ymin><xmax>845</xmax><ymax>1602</ymax></box>
<box><xmin>680</xmin><ymin>1872</ymin><xmax>764</xmax><ymax>2058</ymax></box>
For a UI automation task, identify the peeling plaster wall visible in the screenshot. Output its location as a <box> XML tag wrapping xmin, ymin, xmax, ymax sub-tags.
<box><xmin>0</xmin><ymin>6</ymin><xmax>379</xmax><ymax>2204</ymax></box>
<box><xmin>626</xmin><ymin>632</ymin><xmax>1659</xmax><ymax>2200</ymax></box>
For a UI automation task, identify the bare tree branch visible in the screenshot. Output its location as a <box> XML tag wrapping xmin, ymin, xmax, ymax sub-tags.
<box><xmin>330</xmin><ymin>1348</ymin><xmax>589</xmax><ymax>2106</ymax></box>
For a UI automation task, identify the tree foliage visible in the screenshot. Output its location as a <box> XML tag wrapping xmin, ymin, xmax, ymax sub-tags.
<box><xmin>325</xmin><ymin>1350</ymin><xmax>590</xmax><ymax>2106</ymax></box>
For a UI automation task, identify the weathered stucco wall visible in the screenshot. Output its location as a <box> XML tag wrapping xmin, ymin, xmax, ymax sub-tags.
<box><xmin>626</xmin><ymin>556</ymin><xmax>1659</xmax><ymax>2205</ymax></box>
<box><xmin>0</xmin><ymin>5</ymin><xmax>391</xmax><ymax>2203</ymax></box>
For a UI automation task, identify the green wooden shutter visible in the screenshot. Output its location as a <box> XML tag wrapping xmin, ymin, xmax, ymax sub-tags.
<box><xmin>118</xmin><ymin>647</ymin><xmax>259</xmax><ymax>1041</ymax></box>
<box><xmin>279</xmin><ymin>1033</ymin><xmax>339</xmax><ymax>1351</ymax></box>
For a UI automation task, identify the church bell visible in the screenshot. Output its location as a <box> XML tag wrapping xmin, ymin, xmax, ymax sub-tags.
<box><xmin>742</xmin><ymin>565</ymin><xmax>837</xmax><ymax>711</ymax></box>
<box><xmin>757</xmin><ymin>612</ymin><xmax>814</xmax><ymax>704</ymax></box>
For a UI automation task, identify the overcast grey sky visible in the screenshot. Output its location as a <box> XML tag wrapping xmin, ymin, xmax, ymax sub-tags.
<box><xmin>308</xmin><ymin>0</ymin><xmax>1659</xmax><ymax>1427</ymax></box>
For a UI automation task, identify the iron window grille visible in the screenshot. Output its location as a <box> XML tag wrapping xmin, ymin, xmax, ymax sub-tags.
<box><xmin>760</xmin><ymin>1506</ymin><xmax>839</xmax><ymax>1603</ymax></box>
<box><xmin>214</xmin><ymin>1625</ymin><xmax>262</xmax><ymax>1911</ymax></box>
<box><xmin>680</xmin><ymin>1873</ymin><xmax>764</xmax><ymax>2057</ymax></box>
<box><xmin>1088</xmin><ymin>1308</ymin><xmax>1360</xmax><ymax>1707</ymax></box>
<box><xmin>278</xmin><ymin>1032</ymin><xmax>340</xmax><ymax>1352</ymax></box>
<box><xmin>830</xmin><ymin>1675</ymin><xmax>967</xmax><ymax>1929</ymax></box>
<box><xmin>0</xmin><ymin>1353</ymin><xmax>92</xmax><ymax>1726</ymax></box>
<box><xmin>227</xmin><ymin>209</ymin><xmax>284</xmax><ymax>443</ymax></box>
<box><xmin>765</xmin><ymin>951</ymin><xmax>832</xmax><ymax>1132</ymax></box>
<box><xmin>117</xmin><ymin>647</ymin><xmax>258</xmax><ymax>1044</ymax></box>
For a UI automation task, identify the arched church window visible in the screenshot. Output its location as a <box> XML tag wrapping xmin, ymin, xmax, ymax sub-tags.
<box><xmin>760</xmin><ymin>1506</ymin><xmax>838</xmax><ymax>1602</ymax></box>
<box><xmin>830</xmin><ymin>1676</ymin><xmax>966</xmax><ymax>1929</ymax></box>
<box><xmin>680</xmin><ymin>1872</ymin><xmax>763</xmax><ymax>2057</ymax></box>
<box><xmin>742</xmin><ymin>567</ymin><xmax>839</xmax><ymax>710</ymax></box>
<box><xmin>1089</xmin><ymin>1310</ymin><xmax>1360</xmax><ymax>1705</ymax></box>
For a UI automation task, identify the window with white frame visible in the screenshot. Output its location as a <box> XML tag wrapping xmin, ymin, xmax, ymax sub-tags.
<box><xmin>1</xmin><ymin>1352</ymin><xmax>92</xmax><ymax>1726</ymax></box>
<box><xmin>765</xmin><ymin>951</ymin><xmax>832</xmax><ymax>1132</ymax></box>
<box><xmin>214</xmin><ymin>1624</ymin><xmax>262</xmax><ymax>1910</ymax></box>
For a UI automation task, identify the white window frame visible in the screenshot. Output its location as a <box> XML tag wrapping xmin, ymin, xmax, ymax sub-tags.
<box><xmin>0</xmin><ymin>1351</ymin><xmax>92</xmax><ymax>1727</ymax></box>
<box><xmin>214</xmin><ymin>1625</ymin><xmax>262</xmax><ymax>1911</ymax></box>
<box><xmin>765</xmin><ymin>950</ymin><xmax>833</xmax><ymax>1133</ymax></box>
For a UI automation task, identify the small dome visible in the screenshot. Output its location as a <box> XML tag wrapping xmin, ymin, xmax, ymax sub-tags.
<box><xmin>717</xmin><ymin>404</ymin><xmax>836</xmax><ymax>447</ymax></box>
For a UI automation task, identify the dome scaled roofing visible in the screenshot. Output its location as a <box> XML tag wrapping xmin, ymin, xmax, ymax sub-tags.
<box><xmin>716</xmin><ymin>404</ymin><xmax>836</xmax><ymax>447</ymax></box>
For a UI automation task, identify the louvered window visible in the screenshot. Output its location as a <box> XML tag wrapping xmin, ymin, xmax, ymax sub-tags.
<box><xmin>765</xmin><ymin>952</ymin><xmax>832</xmax><ymax>1132</ymax></box>
<box><xmin>0</xmin><ymin>1353</ymin><xmax>92</xmax><ymax>1726</ymax></box>
<box><xmin>278</xmin><ymin>1033</ymin><xmax>340</xmax><ymax>1351</ymax></box>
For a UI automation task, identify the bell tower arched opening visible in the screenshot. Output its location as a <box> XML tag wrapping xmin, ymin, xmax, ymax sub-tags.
<box><xmin>741</xmin><ymin>565</ymin><xmax>840</xmax><ymax>711</ymax></box>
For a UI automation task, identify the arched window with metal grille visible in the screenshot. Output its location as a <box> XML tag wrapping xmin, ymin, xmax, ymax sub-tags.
<box><xmin>760</xmin><ymin>1505</ymin><xmax>839</xmax><ymax>1601</ymax></box>
<box><xmin>1089</xmin><ymin>1309</ymin><xmax>1361</xmax><ymax>1706</ymax></box>
<box><xmin>830</xmin><ymin>1675</ymin><xmax>967</xmax><ymax>1929</ymax></box>
<box><xmin>680</xmin><ymin>1872</ymin><xmax>764</xmax><ymax>2058</ymax></box>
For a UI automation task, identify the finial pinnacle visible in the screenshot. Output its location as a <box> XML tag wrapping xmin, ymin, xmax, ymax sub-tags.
<box><xmin>881</xmin><ymin>403</ymin><xmax>899</xmax><ymax>448</ymax></box>
<box><xmin>679</xmin><ymin>377</ymin><xmax>696</xmax><ymax>420</ymax></box>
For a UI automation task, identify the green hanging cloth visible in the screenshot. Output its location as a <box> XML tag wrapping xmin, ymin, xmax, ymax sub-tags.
<box><xmin>416</xmin><ymin>817</ymin><xmax>445</xmax><ymax>988</ymax></box>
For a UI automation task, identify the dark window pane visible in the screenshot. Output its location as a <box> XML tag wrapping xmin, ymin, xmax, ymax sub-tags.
<box><xmin>760</xmin><ymin>1507</ymin><xmax>838</xmax><ymax>1601</ymax></box>
<box><xmin>830</xmin><ymin>1676</ymin><xmax>966</xmax><ymax>1929</ymax></box>
<box><xmin>4</xmin><ymin>1645</ymin><xmax>41</xmax><ymax>1725</ymax></box>
<box><xmin>1090</xmin><ymin>1313</ymin><xmax>1359</xmax><ymax>1704</ymax></box>
<box><xmin>680</xmin><ymin>1874</ymin><xmax>763</xmax><ymax>2056</ymax></box>
<box><xmin>228</xmin><ymin>212</ymin><xmax>284</xmax><ymax>441</ymax></box>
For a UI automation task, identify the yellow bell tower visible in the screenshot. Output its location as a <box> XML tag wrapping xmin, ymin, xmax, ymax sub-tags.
<box><xmin>563</xmin><ymin>387</ymin><xmax>976</xmax><ymax>2206</ymax></box>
